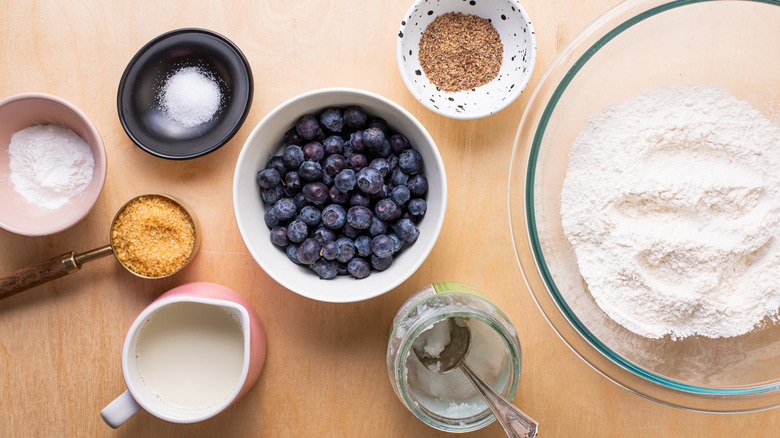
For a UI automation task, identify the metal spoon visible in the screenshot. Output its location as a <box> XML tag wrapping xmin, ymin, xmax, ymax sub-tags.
<box><xmin>415</xmin><ymin>317</ymin><xmax>539</xmax><ymax>438</ymax></box>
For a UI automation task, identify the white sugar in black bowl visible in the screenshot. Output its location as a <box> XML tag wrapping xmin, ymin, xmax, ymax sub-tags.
<box><xmin>233</xmin><ymin>88</ymin><xmax>447</xmax><ymax>303</ymax></box>
<box><xmin>117</xmin><ymin>28</ymin><xmax>253</xmax><ymax>159</ymax></box>
<box><xmin>397</xmin><ymin>0</ymin><xmax>536</xmax><ymax>119</ymax></box>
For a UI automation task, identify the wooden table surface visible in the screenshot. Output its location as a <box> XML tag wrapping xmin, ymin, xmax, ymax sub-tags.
<box><xmin>1</xmin><ymin>0</ymin><xmax>778</xmax><ymax>436</ymax></box>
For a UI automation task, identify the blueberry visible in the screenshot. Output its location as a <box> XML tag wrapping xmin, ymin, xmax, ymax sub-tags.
<box><xmin>371</xmin><ymin>254</ymin><xmax>393</xmax><ymax>271</ymax></box>
<box><xmin>391</xmin><ymin>167</ymin><xmax>409</xmax><ymax>186</ymax></box>
<box><xmin>399</xmin><ymin>149</ymin><xmax>423</xmax><ymax>175</ymax></box>
<box><xmin>368</xmin><ymin>216</ymin><xmax>387</xmax><ymax>237</ymax></box>
<box><xmin>293</xmin><ymin>192</ymin><xmax>308</xmax><ymax>210</ymax></box>
<box><xmin>389</xmin><ymin>134</ymin><xmax>411</xmax><ymax>155</ymax></box>
<box><xmin>299</xmin><ymin>205</ymin><xmax>321</xmax><ymax>227</ymax></box>
<box><xmin>298</xmin><ymin>160</ymin><xmax>323</xmax><ymax>181</ymax></box>
<box><xmin>286</xmin><ymin>243</ymin><xmax>302</xmax><ymax>265</ymax></box>
<box><xmin>377</xmin><ymin>139</ymin><xmax>392</xmax><ymax>158</ymax></box>
<box><xmin>344</xmin><ymin>106</ymin><xmax>368</xmax><ymax>129</ymax></box>
<box><xmin>337</xmin><ymin>263</ymin><xmax>349</xmax><ymax>276</ymax></box>
<box><xmin>407</xmin><ymin>174</ymin><xmax>428</xmax><ymax>196</ymax></box>
<box><xmin>391</xmin><ymin>185</ymin><xmax>411</xmax><ymax>206</ymax></box>
<box><xmin>313</xmin><ymin>226</ymin><xmax>336</xmax><ymax>243</ymax></box>
<box><xmin>303</xmin><ymin>141</ymin><xmax>325</xmax><ymax>162</ymax></box>
<box><xmin>261</xmin><ymin>185</ymin><xmax>284</xmax><ymax>204</ymax></box>
<box><xmin>322</xmin><ymin>172</ymin><xmax>334</xmax><ymax>186</ymax></box>
<box><xmin>372</xmin><ymin>183</ymin><xmax>391</xmax><ymax>200</ymax></box>
<box><xmin>356</xmin><ymin>167</ymin><xmax>383</xmax><ymax>195</ymax></box>
<box><xmin>284</xmin><ymin>171</ymin><xmax>301</xmax><ymax>193</ymax></box>
<box><xmin>347</xmin><ymin>205</ymin><xmax>373</xmax><ymax>230</ymax></box>
<box><xmin>321</xmin><ymin>241</ymin><xmax>339</xmax><ymax>260</ymax></box>
<box><xmin>323</xmin><ymin>135</ymin><xmax>345</xmax><ymax>155</ymax></box>
<box><xmin>348</xmin><ymin>153</ymin><xmax>367</xmax><ymax>171</ymax></box>
<box><xmin>284</xmin><ymin>128</ymin><xmax>303</xmax><ymax>146</ymax></box>
<box><xmin>286</xmin><ymin>220</ymin><xmax>308</xmax><ymax>243</ymax></box>
<box><xmin>335</xmin><ymin>237</ymin><xmax>356</xmax><ymax>263</ymax></box>
<box><xmin>303</xmin><ymin>182</ymin><xmax>329</xmax><ymax>205</ymax></box>
<box><xmin>355</xmin><ymin>235</ymin><xmax>372</xmax><ymax>257</ymax></box>
<box><xmin>347</xmin><ymin>130</ymin><xmax>366</xmax><ymax>153</ymax></box>
<box><xmin>369</xmin><ymin>158</ymin><xmax>390</xmax><ymax>177</ymax></box>
<box><xmin>350</xmin><ymin>192</ymin><xmax>371</xmax><ymax>208</ymax></box>
<box><xmin>297</xmin><ymin>238</ymin><xmax>322</xmax><ymax>264</ymax></box>
<box><xmin>283</xmin><ymin>145</ymin><xmax>304</xmax><ymax>170</ymax></box>
<box><xmin>342</xmin><ymin>143</ymin><xmax>354</xmax><ymax>158</ymax></box>
<box><xmin>272</xmin><ymin>198</ymin><xmax>297</xmax><ymax>221</ymax></box>
<box><xmin>324</xmin><ymin>154</ymin><xmax>347</xmax><ymax>177</ymax></box>
<box><xmin>334</xmin><ymin>168</ymin><xmax>357</xmax><ymax>193</ymax></box>
<box><xmin>363</xmin><ymin>127</ymin><xmax>385</xmax><ymax>154</ymax></box>
<box><xmin>256</xmin><ymin>168</ymin><xmax>281</xmax><ymax>189</ymax></box>
<box><xmin>312</xmin><ymin>258</ymin><xmax>339</xmax><ymax>279</ymax></box>
<box><xmin>368</xmin><ymin>118</ymin><xmax>388</xmax><ymax>135</ymax></box>
<box><xmin>394</xmin><ymin>218</ymin><xmax>419</xmax><ymax>243</ymax></box>
<box><xmin>266</xmin><ymin>155</ymin><xmax>287</xmax><ymax>176</ymax></box>
<box><xmin>371</xmin><ymin>235</ymin><xmax>394</xmax><ymax>258</ymax></box>
<box><xmin>408</xmin><ymin>198</ymin><xmax>427</xmax><ymax>216</ymax></box>
<box><xmin>270</xmin><ymin>227</ymin><xmax>288</xmax><ymax>247</ymax></box>
<box><xmin>374</xmin><ymin>199</ymin><xmax>400</xmax><ymax>222</ymax></box>
<box><xmin>265</xmin><ymin>209</ymin><xmax>280</xmax><ymax>228</ymax></box>
<box><xmin>321</xmin><ymin>204</ymin><xmax>346</xmax><ymax>229</ymax></box>
<box><xmin>329</xmin><ymin>185</ymin><xmax>349</xmax><ymax>204</ymax></box>
<box><xmin>296</xmin><ymin>114</ymin><xmax>322</xmax><ymax>140</ymax></box>
<box><xmin>388</xmin><ymin>233</ymin><xmax>403</xmax><ymax>253</ymax></box>
<box><xmin>342</xmin><ymin>223</ymin><xmax>361</xmax><ymax>239</ymax></box>
<box><xmin>387</xmin><ymin>155</ymin><xmax>399</xmax><ymax>172</ymax></box>
<box><xmin>319</xmin><ymin>107</ymin><xmax>344</xmax><ymax>133</ymax></box>
<box><xmin>347</xmin><ymin>258</ymin><xmax>370</xmax><ymax>279</ymax></box>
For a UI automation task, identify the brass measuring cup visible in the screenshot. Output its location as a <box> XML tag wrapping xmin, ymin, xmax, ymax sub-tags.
<box><xmin>0</xmin><ymin>194</ymin><xmax>200</xmax><ymax>300</ymax></box>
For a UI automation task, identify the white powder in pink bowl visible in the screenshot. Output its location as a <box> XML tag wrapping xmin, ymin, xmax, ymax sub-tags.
<box><xmin>8</xmin><ymin>124</ymin><xmax>94</xmax><ymax>210</ymax></box>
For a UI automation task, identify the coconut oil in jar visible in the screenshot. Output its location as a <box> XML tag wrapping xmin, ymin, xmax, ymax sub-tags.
<box><xmin>387</xmin><ymin>281</ymin><xmax>522</xmax><ymax>432</ymax></box>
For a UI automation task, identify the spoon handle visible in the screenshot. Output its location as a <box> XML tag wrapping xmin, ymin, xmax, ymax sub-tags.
<box><xmin>459</xmin><ymin>360</ymin><xmax>539</xmax><ymax>438</ymax></box>
<box><xmin>0</xmin><ymin>252</ymin><xmax>81</xmax><ymax>300</ymax></box>
<box><xmin>0</xmin><ymin>246</ymin><xmax>113</xmax><ymax>300</ymax></box>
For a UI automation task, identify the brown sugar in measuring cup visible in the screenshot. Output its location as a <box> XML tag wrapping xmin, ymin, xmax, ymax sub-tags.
<box><xmin>110</xmin><ymin>195</ymin><xmax>197</xmax><ymax>278</ymax></box>
<box><xmin>0</xmin><ymin>194</ymin><xmax>199</xmax><ymax>300</ymax></box>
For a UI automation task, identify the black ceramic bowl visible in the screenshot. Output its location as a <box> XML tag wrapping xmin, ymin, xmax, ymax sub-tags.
<box><xmin>117</xmin><ymin>28</ymin><xmax>253</xmax><ymax>160</ymax></box>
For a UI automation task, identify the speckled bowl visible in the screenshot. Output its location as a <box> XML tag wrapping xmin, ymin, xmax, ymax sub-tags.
<box><xmin>0</xmin><ymin>93</ymin><xmax>107</xmax><ymax>236</ymax></box>
<box><xmin>397</xmin><ymin>0</ymin><xmax>536</xmax><ymax>119</ymax></box>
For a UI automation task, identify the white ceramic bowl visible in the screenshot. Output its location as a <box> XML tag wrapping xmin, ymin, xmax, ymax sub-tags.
<box><xmin>233</xmin><ymin>88</ymin><xmax>447</xmax><ymax>303</ymax></box>
<box><xmin>0</xmin><ymin>93</ymin><xmax>107</xmax><ymax>236</ymax></box>
<box><xmin>397</xmin><ymin>0</ymin><xmax>536</xmax><ymax>119</ymax></box>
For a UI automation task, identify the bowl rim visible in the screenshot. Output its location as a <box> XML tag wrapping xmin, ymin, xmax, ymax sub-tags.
<box><xmin>116</xmin><ymin>27</ymin><xmax>254</xmax><ymax>160</ymax></box>
<box><xmin>508</xmin><ymin>0</ymin><xmax>780</xmax><ymax>412</ymax></box>
<box><xmin>0</xmin><ymin>92</ymin><xmax>107</xmax><ymax>236</ymax></box>
<box><xmin>232</xmin><ymin>87</ymin><xmax>447</xmax><ymax>303</ymax></box>
<box><xmin>396</xmin><ymin>0</ymin><xmax>538</xmax><ymax>120</ymax></box>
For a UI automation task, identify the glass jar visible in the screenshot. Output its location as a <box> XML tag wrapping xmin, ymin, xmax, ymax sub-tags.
<box><xmin>386</xmin><ymin>281</ymin><xmax>522</xmax><ymax>432</ymax></box>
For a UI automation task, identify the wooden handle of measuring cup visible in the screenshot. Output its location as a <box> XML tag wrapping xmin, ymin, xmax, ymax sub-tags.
<box><xmin>0</xmin><ymin>252</ymin><xmax>82</xmax><ymax>300</ymax></box>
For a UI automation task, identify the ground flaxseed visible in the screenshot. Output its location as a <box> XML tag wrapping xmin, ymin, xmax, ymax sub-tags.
<box><xmin>111</xmin><ymin>195</ymin><xmax>195</xmax><ymax>278</ymax></box>
<box><xmin>418</xmin><ymin>12</ymin><xmax>503</xmax><ymax>92</ymax></box>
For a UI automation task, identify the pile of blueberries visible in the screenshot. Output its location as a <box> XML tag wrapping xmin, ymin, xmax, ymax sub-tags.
<box><xmin>257</xmin><ymin>106</ymin><xmax>428</xmax><ymax>279</ymax></box>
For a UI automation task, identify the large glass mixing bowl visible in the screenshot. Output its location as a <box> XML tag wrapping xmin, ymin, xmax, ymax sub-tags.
<box><xmin>508</xmin><ymin>0</ymin><xmax>780</xmax><ymax>412</ymax></box>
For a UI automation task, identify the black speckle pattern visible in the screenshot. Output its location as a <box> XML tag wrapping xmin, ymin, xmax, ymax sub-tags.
<box><xmin>397</xmin><ymin>0</ymin><xmax>537</xmax><ymax>118</ymax></box>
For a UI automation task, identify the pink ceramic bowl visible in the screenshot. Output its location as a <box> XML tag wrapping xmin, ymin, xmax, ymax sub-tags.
<box><xmin>0</xmin><ymin>93</ymin><xmax>107</xmax><ymax>236</ymax></box>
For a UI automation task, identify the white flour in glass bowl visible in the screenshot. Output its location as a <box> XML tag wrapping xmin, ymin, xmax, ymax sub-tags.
<box><xmin>560</xmin><ymin>83</ymin><xmax>780</xmax><ymax>339</ymax></box>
